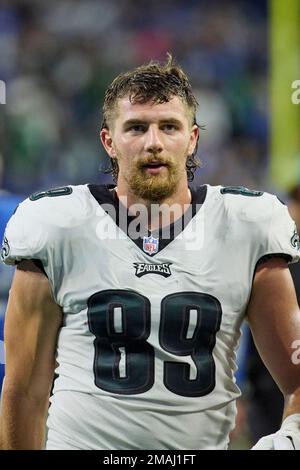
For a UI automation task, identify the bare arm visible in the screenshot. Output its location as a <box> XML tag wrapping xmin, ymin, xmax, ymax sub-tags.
<box><xmin>247</xmin><ymin>258</ymin><xmax>300</xmax><ymax>425</ymax></box>
<box><xmin>0</xmin><ymin>260</ymin><xmax>62</xmax><ymax>450</ymax></box>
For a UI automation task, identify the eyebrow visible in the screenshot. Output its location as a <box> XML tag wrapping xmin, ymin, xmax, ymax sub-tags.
<box><xmin>123</xmin><ymin>117</ymin><xmax>183</xmax><ymax>128</ymax></box>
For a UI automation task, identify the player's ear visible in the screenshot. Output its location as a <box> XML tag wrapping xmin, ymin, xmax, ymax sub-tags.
<box><xmin>188</xmin><ymin>124</ymin><xmax>199</xmax><ymax>156</ymax></box>
<box><xmin>100</xmin><ymin>128</ymin><xmax>116</xmax><ymax>158</ymax></box>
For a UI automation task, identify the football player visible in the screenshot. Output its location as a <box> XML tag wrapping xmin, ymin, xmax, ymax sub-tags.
<box><xmin>1</xmin><ymin>55</ymin><xmax>300</xmax><ymax>450</ymax></box>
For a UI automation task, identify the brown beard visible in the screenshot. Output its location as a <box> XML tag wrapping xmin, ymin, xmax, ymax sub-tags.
<box><xmin>120</xmin><ymin>153</ymin><xmax>183</xmax><ymax>203</ymax></box>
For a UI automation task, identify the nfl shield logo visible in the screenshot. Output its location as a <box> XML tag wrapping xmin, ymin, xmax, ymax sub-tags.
<box><xmin>143</xmin><ymin>235</ymin><xmax>159</xmax><ymax>255</ymax></box>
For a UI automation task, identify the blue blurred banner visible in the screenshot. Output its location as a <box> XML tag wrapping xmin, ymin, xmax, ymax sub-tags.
<box><xmin>0</xmin><ymin>192</ymin><xmax>24</xmax><ymax>394</ymax></box>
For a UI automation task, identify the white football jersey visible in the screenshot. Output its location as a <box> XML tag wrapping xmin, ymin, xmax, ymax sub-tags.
<box><xmin>2</xmin><ymin>184</ymin><xmax>299</xmax><ymax>450</ymax></box>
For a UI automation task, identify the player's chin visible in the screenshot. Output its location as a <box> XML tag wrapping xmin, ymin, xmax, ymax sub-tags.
<box><xmin>141</xmin><ymin>170</ymin><xmax>172</xmax><ymax>188</ymax></box>
<box><xmin>129</xmin><ymin>167</ymin><xmax>178</xmax><ymax>200</ymax></box>
<box><xmin>137</xmin><ymin>179</ymin><xmax>177</xmax><ymax>202</ymax></box>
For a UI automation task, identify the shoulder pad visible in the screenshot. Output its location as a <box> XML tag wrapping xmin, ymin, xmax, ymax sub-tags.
<box><xmin>220</xmin><ymin>186</ymin><xmax>264</xmax><ymax>197</ymax></box>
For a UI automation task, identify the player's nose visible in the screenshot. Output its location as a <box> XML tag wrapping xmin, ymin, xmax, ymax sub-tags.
<box><xmin>144</xmin><ymin>125</ymin><xmax>163</xmax><ymax>154</ymax></box>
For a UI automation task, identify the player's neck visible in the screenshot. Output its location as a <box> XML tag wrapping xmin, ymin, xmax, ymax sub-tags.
<box><xmin>114</xmin><ymin>180</ymin><xmax>192</xmax><ymax>231</ymax></box>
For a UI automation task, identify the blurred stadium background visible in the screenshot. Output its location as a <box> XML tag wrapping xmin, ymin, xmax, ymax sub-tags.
<box><xmin>0</xmin><ymin>0</ymin><xmax>299</xmax><ymax>449</ymax></box>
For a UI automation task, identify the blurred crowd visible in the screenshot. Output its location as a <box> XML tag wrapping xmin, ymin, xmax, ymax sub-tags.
<box><xmin>0</xmin><ymin>0</ymin><xmax>268</xmax><ymax>194</ymax></box>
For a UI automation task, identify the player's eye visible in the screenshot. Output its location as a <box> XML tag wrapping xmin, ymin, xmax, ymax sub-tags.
<box><xmin>127</xmin><ymin>125</ymin><xmax>146</xmax><ymax>133</ymax></box>
<box><xmin>161</xmin><ymin>123</ymin><xmax>177</xmax><ymax>132</ymax></box>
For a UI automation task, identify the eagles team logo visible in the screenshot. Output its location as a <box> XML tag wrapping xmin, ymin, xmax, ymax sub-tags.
<box><xmin>291</xmin><ymin>227</ymin><xmax>300</xmax><ymax>250</ymax></box>
<box><xmin>134</xmin><ymin>262</ymin><xmax>172</xmax><ymax>278</ymax></box>
<box><xmin>143</xmin><ymin>235</ymin><xmax>159</xmax><ymax>255</ymax></box>
<box><xmin>1</xmin><ymin>235</ymin><xmax>10</xmax><ymax>261</ymax></box>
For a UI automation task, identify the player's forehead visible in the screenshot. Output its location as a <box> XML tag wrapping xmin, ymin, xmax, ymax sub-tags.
<box><xmin>115</xmin><ymin>95</ymin><xmax>191</xmax><ymax>124</ymax></box>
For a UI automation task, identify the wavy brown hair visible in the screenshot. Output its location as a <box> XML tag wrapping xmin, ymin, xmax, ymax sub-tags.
<box><xmin>101</xmin><ymin>54</ymin><xmax>202</xmax><ymax>182</ymax></box>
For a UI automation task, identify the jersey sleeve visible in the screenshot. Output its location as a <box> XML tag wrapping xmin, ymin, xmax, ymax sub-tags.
<box><xmin>264</xmin><ymin>197</ymin><xmax>299</xmax><ymax>263</ymax></box>
<box><xmin>1</xmin><ymin>198</ymin><xmax>49</xmax><ymax>266</ymax></box>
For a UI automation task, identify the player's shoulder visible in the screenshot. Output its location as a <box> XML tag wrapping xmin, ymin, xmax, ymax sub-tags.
<box><xmin>16</xmin><ymin>184</ymin><xmax>95</xmax><ymax>227</ymax></box>
<box><xmin>2</xmin><ymin>184</ymin><xmax>98</xmax><ymax>265</ymax></box>
<box><xmin>207</xmin><ymin>184</ymin><xmax>283</xmax><ymax>222</ymax></box>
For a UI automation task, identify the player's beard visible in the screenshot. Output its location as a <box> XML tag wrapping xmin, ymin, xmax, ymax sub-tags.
<box><xmin>119</xmin><ymin>152</ymin><xmax>185</xmax><ymax>203</ymax></box>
